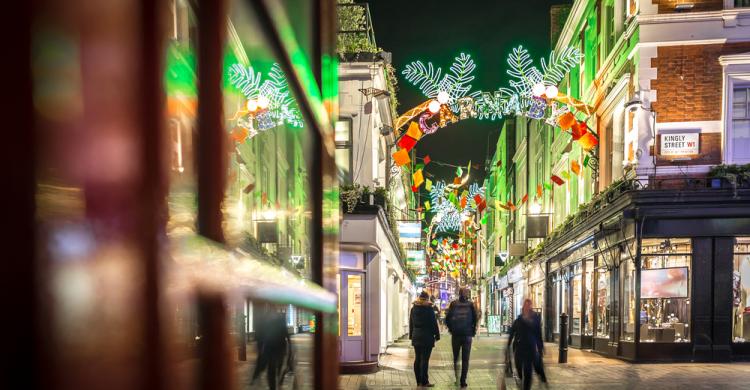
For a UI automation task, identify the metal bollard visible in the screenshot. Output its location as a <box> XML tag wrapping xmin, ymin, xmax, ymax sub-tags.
<box><xmin>558</xmin><ymin>313</ymin><xmax>568</xmax><ymax>363</ymax></box>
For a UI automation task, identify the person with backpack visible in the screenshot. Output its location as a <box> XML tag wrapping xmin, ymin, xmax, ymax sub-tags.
<box><xmin>445</xmin><ymin>287</ymin><xmax>478</xmax><ymax>388</ymax></box>
<box><xmin>409</xmin><ymin>291</ymin><xmax>440</xmax><ymax>387</ymax></box>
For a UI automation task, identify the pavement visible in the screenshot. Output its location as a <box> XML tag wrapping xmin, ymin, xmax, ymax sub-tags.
<box><xmin>338</xmin><ymin>330</ymin><xmax>750</xmax><ymax>389</ymax></box>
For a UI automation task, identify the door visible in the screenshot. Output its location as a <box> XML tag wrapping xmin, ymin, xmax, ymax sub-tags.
<box><xmin>340</xmin><ymin>271</ymin><xmax>365</xmax><ymax>362</ymax></box>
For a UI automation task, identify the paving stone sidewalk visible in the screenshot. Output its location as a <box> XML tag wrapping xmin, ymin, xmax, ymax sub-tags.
<box><xmin>339</xmin><ymin>332</ymin><xmax>750</xmax><ymax>389</ymax></box>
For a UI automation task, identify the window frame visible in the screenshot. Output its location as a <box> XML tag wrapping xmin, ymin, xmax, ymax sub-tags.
<box><xmin>721</xmin><ymin>57</ymin><xmax>750</xmax><ymax>164</ymax></box>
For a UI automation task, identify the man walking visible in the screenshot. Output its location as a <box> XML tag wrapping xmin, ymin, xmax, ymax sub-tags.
<box><xmin>445</xmin><ymin>287</ymin><xmax>478</xmax><ymax>388</ymax></box>
<box><xmin>409</xmin><ymin>291</ymin><xmax>440</xmax><ymax>387</ymax></box>
<box><xmin>507</xmin><ymin>299</ymin><xmax>547</xmax><ymax>390</ymax></box>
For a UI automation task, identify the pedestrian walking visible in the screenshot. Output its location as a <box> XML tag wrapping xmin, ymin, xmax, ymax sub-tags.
<box><xmin>250</xmin><ymin>305</ymin><xmax>291</xmax><ymax>390</ymax></box>
<box><xmin>507</xmin><ymin>299</ymin><xmax>548</xmax><ymax>390</ymax></box>
<box><xmin>409</xmin><ymin>291</ymin><xmax>440</xmax><ymax>387</ymax></box>
<box><xmin>445</xmin><ymin>287</ymin><xmax>478</xmax><ymax>388</ymax></box>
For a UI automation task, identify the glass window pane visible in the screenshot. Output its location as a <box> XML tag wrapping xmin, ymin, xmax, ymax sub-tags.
<box><xmin>572</xmin><ymin>273</ymin><xmax>582</xmax><ymax>334</ymax></box>
<box><xmin>733</xmin><ymin>237</ymin><xmax>750</xmax><ymax>342</ymax></box>
<box><xmin>639</xmin><ymin>238</ymin><xmax>692</xmax><ymax>343</ymax></box>
<box><xmin>335</xmin><ymin>119</ymin><xmax>351</xmax><ymax>143</ymax></box>
<box><xmin>596</xmin><ymin>267</ymin><xmax>610</xmax><ymax>338</ymax></box>
<box><xmin>622</xmin><ymin>259</ymin><xmax>636</xmax><ymax>341</ymax></box>
<box><xmin>584</xmin><ymin>259</ymin><xmax>594</xmax><ymax>336</ymax></box>
<box><xmin>347</xmin><ymin>274</ymin><xmax>363</xmax><ymax>336</ymax></box>
<box><xmin>733</xmin><ymin>120</ymin><xmax>750</xmax><ymax>161</ymax></box>
<box><xmin>335</xmin><ymin>147</ymin><xmax>351</xmax><ymax>184</ymax></box>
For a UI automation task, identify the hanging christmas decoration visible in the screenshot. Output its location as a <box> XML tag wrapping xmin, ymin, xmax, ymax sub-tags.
<box><xmin>227</xmin><ymin>63</ymin><xmax>303</xmax><ymax>140</ymax></box>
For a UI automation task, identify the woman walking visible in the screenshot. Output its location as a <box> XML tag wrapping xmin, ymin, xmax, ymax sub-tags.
<box><xmin>507</xmin><ymin>299</ymin><xmax>548</xmax><ymax>390</ymax></box>
<box><xmin>409</xmin><ymin>291</ymin><xmax>440</xmax><ymax>387</ymax></box>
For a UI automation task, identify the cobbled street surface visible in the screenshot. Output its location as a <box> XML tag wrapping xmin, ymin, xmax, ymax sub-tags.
<box><xmin>338</xmin><ymin>332</ymin><xmax>750</xmax><ymax>389</ymax></box>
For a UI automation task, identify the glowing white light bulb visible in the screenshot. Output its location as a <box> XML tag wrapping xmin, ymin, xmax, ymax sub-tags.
<box><xmin>246</xmin><ymin>99</ymin><xmax>258</xmax><ymax>112</ymax></box>
<box><xmin>532</xmin><ymin>83</ymin><xmax>546</xmax><ymax>97</ymax></box>
<box><xmin>437</xmin><ymin>91</ymin><xmax>450</xmax><ymax>104</ymax></box>
<box><xmin>428</xmin><ymin>100</ymin><xmax>441</xmax><ymax>114</ymax></box>
<box><xmin>529</xmin><ymin>201</ymin><xmax>542</xmax><ymax>214</ymax></box>
<box><xmin>545</xmin><ymin>85</ymin><xmax>559</xmax><ymax>98</ymax></box>
<box><xmin>257</xmin><ymin>95</ymin><xmax>270</xmax><ymax>109</ymax></box>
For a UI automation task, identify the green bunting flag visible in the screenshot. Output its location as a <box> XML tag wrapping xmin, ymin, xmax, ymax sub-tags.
<box><xmin>544</xmin><ymin>183</ymin><xmax>553</xmax><ymax>191</ymax></box>
<box><xmin>583</xmin><ymin>155</ymin><xmax>590</xmax><ymax>167</ymax></box>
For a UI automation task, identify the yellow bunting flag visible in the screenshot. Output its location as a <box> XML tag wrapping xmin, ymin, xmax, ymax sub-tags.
<box><xmin>425</xmin><ymin>179</ymin><xmax>432</xmax><ymax>191</ymax></box>
<box><xmin>406</xmin><ymin>121</ymin><xmax>423</xmax><ymax>141</ymax></box>
<box><xmin>412</xmin><ymin>169</ymin><xmax>424</xmax><ymax>188</ymax></box>
<box><xmin>424</xmin><ymin>201</ymin><xmax>431</xmax><ymax>211</ymax></box>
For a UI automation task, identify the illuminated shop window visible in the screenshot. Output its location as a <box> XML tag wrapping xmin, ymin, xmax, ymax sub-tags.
<box><xmin>639</xmin><ymin>238</ymin><xmax>692</xmax><ymax>343</ymax></box>
<box><xmin>733</xmin><ymin>237</ymin><xmax>750</xmax><ymax>342</ymax></box>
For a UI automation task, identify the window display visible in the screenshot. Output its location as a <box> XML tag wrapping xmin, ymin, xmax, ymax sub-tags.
<box><xmin>622</xmin><ymin>259</ymin><xmax>636</xmax><ymax>341</ymax></box>
<box><xmin>595</xmin><ymin>266</ymin><xmax>610</xmax><ymax>338</ymax></box>
<box><xmin>639</xmin><ymin>238</ymin><xmax>692</xmax><ymax>343</ymax></box>
<box><xmin>584</xmin><ymin>259</ymin><xmax>594</xmax><ymax>336</ymax></box>
<box><xmin>572</xmin><ymin>268</ymin><xmax>582</xmax><ymax>335</ymax></box>
<box><xmin>733</xmin><ymin>237</ymin><xmax>750</xmax><ymax>342</ymax></box>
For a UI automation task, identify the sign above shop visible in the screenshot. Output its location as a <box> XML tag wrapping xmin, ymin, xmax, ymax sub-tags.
<box><xmin>660</xmin><ymin>133</ymin><xmax>699</xmax><ymax>156</ymax></box>
<box><xmin>398</xmin><ymin>221</ymin><xmax>422</xmax><ymax>244</ymax></box>
<box><xmin>507</xmin><ymin>264</ymin><xmax>523</xmax><ymax>283</ymax></box>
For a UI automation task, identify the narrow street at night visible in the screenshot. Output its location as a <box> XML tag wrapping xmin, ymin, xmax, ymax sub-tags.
<box><xmin>340</xmin><ymin>333</ymin><xmax>750</xmax><ymax>389</ymax></box>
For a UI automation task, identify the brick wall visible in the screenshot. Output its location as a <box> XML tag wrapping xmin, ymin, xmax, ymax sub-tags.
<box><xmin>651</xmin><ymin>0</ymin><xmax>723</xmax><ymax>13</ymax></box>
<box><xmin>651</xmin><ymin>42</ymin><xmax>750</xmax><ymax>123</ymax></box>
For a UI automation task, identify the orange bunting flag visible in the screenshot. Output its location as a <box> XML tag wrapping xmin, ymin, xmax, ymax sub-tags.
<box><xmin>460</xmin><ymin>196</ymin><xmax>467</xmax><ymax>209</ymax></box>
<box><xmin>406</xmin><ymin>121</ymin><xmax>423</xmax><ymax>141</ymax></box>
<box><xmin>453</xmin><ymin>176</ymin><xmax>462</xmax><ymax>185</ymax></box>
<box><xmin>398</xmin><ymin>135</ymin><xmax>418</xmax><ymax>151</ymax></box>
<box><xmin>521</xmin><ymin>194</ymin><xmax>529</xmax><ymax>205</ymax></box>
<box><xmin>392</xmin><ymin>148</ymin><xmax>411</xmax><ymax>166</ymax></box>
<box><xmin>412</xmin><ymin>169</ymin><xmax>424</xmax><ymax>188</ymax></box>
<box><xmin>507</xmin><ymin>200</ymin><xmax>516</xmax><ymax>212</ymax></box>
<box><xmin>557</xmin><ymin>112</ymin><xmax>576</xmax><ymax>130</ymax></box>
<box><xmin>551</xmin><ymin>175</ymin><xmax>565</xmax><ymax>186</ymax></box>
<box><xmin>231</xmin><ymin>126</ymin><xmax>250</xmax><ymax>143</ymax></box>
<box><xmin>571</xmin><ymin>160</ymin><xmax>581</xmax><ymax>175</ymax></box>
<box><xmin>578</xmin><ymin>132</ymin><xmax>599</xmax><ymax>151</ymax></box>
<box><xmin>537</xmin><ymin>184</ymin><xmax>543</xmax><ymax>198</ymax></box>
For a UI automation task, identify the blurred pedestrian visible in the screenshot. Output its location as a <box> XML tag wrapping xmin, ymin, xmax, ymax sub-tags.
<box><xmin>507</xmin><ymin>299</ymin><xmax>547</xmax><ymax>390</ymax></box>
<box><xmin>409</xmin><ymin>291</ymin><xmax>440</xmax><ymax>387</ymax></box>
<box><xmin>445</xmin><ymin>287</ymin><xmax>478</xmax><ymax>388</ymax></box>
<box><xmin>251</xmin><ymin>305</ymin><xmax>291</xmax><ymax>390</ymax></box>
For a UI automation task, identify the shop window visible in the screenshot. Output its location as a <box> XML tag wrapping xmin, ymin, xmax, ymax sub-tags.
<box><xmin>639</xmin><ymin>238</ymin><xmax>692</xmax><ymax>343</ymax></box>
<box><xmin>622</xmin><ymin>259</ymin><xmax>636</xmax><ymax>341</ymax></box>
<box><xmin>731</xmin><ymin>86</ymin><xmax>750</xmax><ymax>163</ymax></box>
<box><xmin>571</xmin><ymin>269</ymin><xmax>583</xmax><ymax>335</ymax></box>
<box><xmin>584</xmin><ymin>259</ymin><xmax>595</xmax><ymax>336</ymax></box>
<box><xmin>595</xmin><ymin>266</ymin><xmax>610</xmax><ymax>338</ymax></box>
<box><xmin>347</xmin><ymin>274</ymin><xmax>362</xmax><ymax>336</ymax></box>
<box><xmin>732</xmin><ymin>237</ymin><xmax>750</xmax><ymax>342</ymax></box>
<box><xmin>335</xmin><ymin>118</ymin><xmax>353</xmax><ymax>184</ymax></box>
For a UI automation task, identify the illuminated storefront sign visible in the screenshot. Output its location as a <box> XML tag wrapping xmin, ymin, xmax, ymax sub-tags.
<box><xmin>661</xmin><ymin>133</ymin><xmax>699</xmax><ymax>156</ymax></box>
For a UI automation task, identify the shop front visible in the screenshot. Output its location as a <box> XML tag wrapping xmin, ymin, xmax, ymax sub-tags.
<box><xmin>537</xmin><ymin>189</ymin><xmax>750</xmax><ymax>362</ymax></box>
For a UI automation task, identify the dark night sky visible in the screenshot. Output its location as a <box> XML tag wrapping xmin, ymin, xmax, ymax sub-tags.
<box><xmin>368</xmin><ymin>0</ymin><xmax>570</xmax><ymax>187</ymax></box>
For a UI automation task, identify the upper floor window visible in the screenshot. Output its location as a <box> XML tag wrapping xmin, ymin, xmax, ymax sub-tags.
<box><xmin>736</xmin><ymin>1</ymin><xmax>750</xmax><ymax>8</ymax></box>
<box><xmin>335</xmin><ymin>118</ymin><xmax>353</xmax><ymax>184</ymax></box>
<box><xmin>732</xmin><ymin>86</ymin><xmax>750</xmax><ymax>163</ymax></box>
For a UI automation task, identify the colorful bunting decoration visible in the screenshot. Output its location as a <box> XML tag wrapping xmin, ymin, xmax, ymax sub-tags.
<box><xmin>424</xmin><ymin>201</ymin><xmax>431</xmax><ymax>211</ymax></box>
<box><xmin>537</xmin><ymin>184</ymin><xmax>543</xmax><ymax>198</ymax></box>
<box><xmin>561</xmin><ymin>171</ymin><xmax>570</xmax><ymax>181</ymax></box>
<box><xmin>412</xmin><ymin>169</ymin><xmax>424</xmax><ymax>188</ymax></box>
<box><xmin>521</xmin><ymin>194</ymin><xmax>529</xmax><ymax>205</ymax></box>
<box><xmin>425</xmin><ymin>179</ymin><xmax>433</xmax><ymax>191</ymax></box>
<box><xmin>571</xmin><ymin>160</ymin><xmax>581</xmax><ymax>175</ymax></box>
<box><xmin>406</xmin><ymin>121</ymin><xmax>423</xmax><ymax>140</ymax></box>
<box><xmin>557</xmin><ymin>112</ymin><xmax>576</xmax><ymax>130</ymax></box>
<box><xmin>570</xmin><ymin>121</ymin><xmax>586</xmax><ymax>140</ymax></box>
<box><xmin>393</xmin><ymin>149</ymin><xmax>411</xmax><ymax>166</ymax></box>
<box><xmin>551</xmin><ymin>175</ymin><xmax>565</xmax><ymax>186</ymax></box>
<box><xmin>398</xmin><ymin>135</ymin><xmax>418</xmax><ymax>151</ymax></box>
<box><xmin>583</xmin><ymin>155</ymin><xmax>590</xmax><ymax>167</ymax></box>
<box><xmin>544</xmin><ymin>183</ymin><xmax>553</xmax><ymax>191</ymax></box>
<box><xmin>424</xmin><ymin>155</ymin><xmax>432</xmax><ymax>165</ymax></box>
<box><xmin>579</xmin><ymin>132</ymin><xmax>599</xmax><ymax>151</ymax></box>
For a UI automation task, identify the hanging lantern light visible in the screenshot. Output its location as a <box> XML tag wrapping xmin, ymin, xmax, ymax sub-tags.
<box><xmin>544</xmin><ymin>85</ymin><xmax>559</xmax><ymax>98</ymax></box>
<box><xmin>437</xmin><ymin>91</ymin><xmax>450</xmax><ymax>105</ymax></box>
<box><xmin>428</xmin><ymin>99</ymin><xmax>441</xmax><ymax>114</ymax></box>
<box><xmin>532</xmin><ymin>83</ymin><xmax>546</xmax><ymax>97</ymax></box>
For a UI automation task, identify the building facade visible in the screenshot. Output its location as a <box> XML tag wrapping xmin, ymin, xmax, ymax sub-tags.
<box><xmin>336</xmin><ymin>2</ymin><xmax>417</xmax><ymax>372</ymax></box>
<box><xmin>482</xmin><ymin>0</ymin><xmax>750</xmax><ymax>362</ymax></box>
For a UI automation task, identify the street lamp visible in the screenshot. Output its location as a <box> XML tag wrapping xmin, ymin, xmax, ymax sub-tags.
<box><xmin>528</xmin><ymin>201</ymin><xmax>542</xmax><ymax>215</ymax></box>
<box><xmin>624</xmin><ymin>93</ymin><xmax>658</xmax><ymax>182</ymax></box>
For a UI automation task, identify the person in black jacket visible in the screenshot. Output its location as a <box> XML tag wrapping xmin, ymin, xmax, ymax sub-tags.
<box><xmin>409</xmin><ymin>291</ymin><xmax>440</xmax><ymax>387</ymax></box>
<box><xmin>507</xmin><ymin>298</ymin><xmax>547</xmax><ymax>390</ymax></box>
<box><xmin>445</xmin><ymin>287</ymin><xmax>478</xmax><ymax>388</ymax></box>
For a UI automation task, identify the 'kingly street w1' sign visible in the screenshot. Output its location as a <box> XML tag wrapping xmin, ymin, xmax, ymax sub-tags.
<box><xmin>661</xmin><ymin>133</ymin><xmax>700</xmax><ymax>156</ymax></box>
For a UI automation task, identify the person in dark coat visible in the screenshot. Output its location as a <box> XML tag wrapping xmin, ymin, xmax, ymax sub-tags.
<box><xmin>409</xmin><ymin>291</ymin><xmax>440</xmax><ymax>387</ymax></box>
<box><xmin>445</xmin><ymin>287</ymin><xmax>478</xmax><ymax>388</ymax></box>
<box><xmin>507</xmin><ymin>299</ymin><xmax>547</xmax><ymax>390</ymax></box>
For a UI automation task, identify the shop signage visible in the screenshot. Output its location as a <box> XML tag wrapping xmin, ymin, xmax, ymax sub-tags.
<box><xmin>397</xmin><ymin>221</ymin><xmax>422</xmax><ymax>244</ymax></box>
<box><xmin>507</xmin><ymin>264</ymin><xmax>523</xmax><ymax>283</ymax></box>
<box><xmin>257</xmin><ymin>221</ymin><xmax>278</xmax><ymax>243</ymax></box>
<box><xmin>660</xmin><ymin>133</ymin><xmax>699</xmax><ymax>156</ymax></box>
<box><xmin>406</xmin><ymin>250</ymin><xmax>426</xmax><ymax>273</ymax></box>
<box><xmin>495</xmin><ymin>251</ymin><xmax>508</xmax><ymax>267</ymax></box>
<box><xmin>509</xmin><ymin>243</ymin><xmax>527</xmax><ymax>256</ymax></box>
<box><xmin>526</xmin><ymin>215</ymin><xmax>549</xmax><ymax>238</ymax></box>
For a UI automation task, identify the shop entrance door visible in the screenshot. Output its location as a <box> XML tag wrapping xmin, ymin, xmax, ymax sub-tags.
<box><xmin>340</xmin><ymin>271</ymin><xmax>365</xmax><ymax>362</ymax></box>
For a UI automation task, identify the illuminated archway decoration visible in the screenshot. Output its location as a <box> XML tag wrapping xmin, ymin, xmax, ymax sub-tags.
<box><xmin>227</xmin><ymin>63</ymin><xmax>303</xmax><ymax>143</ymax></box>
